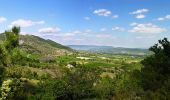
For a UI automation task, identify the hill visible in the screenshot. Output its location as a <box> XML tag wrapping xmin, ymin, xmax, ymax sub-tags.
<box><xmin>68</xmin><ymin>45</ymin><xmax>112</xmax><ymax>50</ymax></box>
<box><xmin>0</xmin><ymin>34</ymin><xmax>73</xmax><ymax>56</ymax></box>
<box><xmin>68</xmin><ymin>45</ymin><xmax>151</xmax><ymax>55</ymax></box>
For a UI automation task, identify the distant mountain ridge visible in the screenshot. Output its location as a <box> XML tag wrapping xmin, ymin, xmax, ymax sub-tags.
<box><xmin>68</xmin><ymin>45</ymin><xmax>113</xmax><ymax>50</ymax></box>
<box><xmin>0</xmin><ymin>33</ymin><xmax>151</xmax><ymax>56</ymax></box>
<box><xmin>68</xmin><ymin>45</ymin><xmax>151</xmax><ymax>55</ymax></box>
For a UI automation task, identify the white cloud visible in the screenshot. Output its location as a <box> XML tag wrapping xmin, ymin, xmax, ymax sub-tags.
<box><xmin>112</xmin><ymin>26</ymin><xmax>125</xmax><ymax>31</ymax></box>
<box><xmin>20</xmin><ymin>32</ymin><xmax>28</xmax><ymax>35</ymax></box>
<box><xmin>135</xmin><ymin>36</ymin><xmax>154</xmax><ymax>39</ymax></box>
<box><xmin>130</xmin><ymin>9</ymin><xmax>148</xmax><ymax>19</ymax></box>
<box><xmin>38</xmin><ymin>27</ymin><xmax>61</xmax><ymax>33</ymax></box>
<box><xmin>0</xmin><ymin>16</ymin><xmax>7</xmax><ymax>23</ymax></box>
<box><xmin>130</xmin><ymin>9</ymin><xmax>149</xmax><ymax>15</ymax></box>
<box><xmin>10</xmin><ymin>19</ymin><xmax>45</xmax><ymax>27</ymax></box>
<box><xmin>136</xmin><ymin>14</ymin><xmax>145</xmax><ymax>19</ymax></box>
<box><xmin>157</xmin><ymin>17</ymin><xmax>165</xmax><ymax>21</ymax></box>
<box><xmin>129</xmin><ymin>23</ymin><xmax>166</xmax><ymax>33</ymax></box>
<box><xmin>84</xmin><ymin>17</ymin><xmax>90</xmax><ymax>20</ymax></box>
<box><xmin>96</xmin><ymin>34</ymin><xmax>113</xmax><ymax>38</ymax></box>
<box><xmin>112</xmin><ymin>15</ymin><xmax>119</xmax><ymax>19</ymax></box>
<box><xmin>63</xmin><ymin>33</ymin><xmax>76</xmax><ymax>37</ymax></box>
<box><xmin>156</xmin><ymin>14</ymin><xmax>170</xmax><ymax>21</ymax></box>
<box><xmin>100</xmin><ymin>28</ymin><xmax>107</xmax><ymax>31</ymax></box>
<box><xmin>63</xmin><ymin>30</ymin><xmax>90</xmax><ymax>37</ymax></box>
<box><xmin>130</xmin><ymin>22</ymin><xmax>138</xmax><ymax>26</ymax></box>
<box><xmin>0</xmin><ymin>30</ymin><xmax>3</xmax><ymax>33</ymax></box>
<box><xmin>72</xmin><ymin>30</ymin><xmax>82</xmax><ymax>34</ymax></box>
<box><xmin>94</xmin><ymin>9</ymin><xmax>112</xmax><ymax>16</ymax></box>
<box><xmin>165</xmin><ymin>15</ymin><xmax>170</xmax><ymax>19</ymax></box>
<box><xmin>85</xmin><ymin>29</ymin><xmax>92</xmax><ymax>33</ymax></box>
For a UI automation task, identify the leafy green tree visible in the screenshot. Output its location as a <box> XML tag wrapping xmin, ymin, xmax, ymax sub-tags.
<box><xmin>140</xmin><ymin>38</ymin><xmax>170</xmax><ymax>99</ymax></box>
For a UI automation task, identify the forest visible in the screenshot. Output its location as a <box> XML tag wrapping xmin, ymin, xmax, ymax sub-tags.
<box><xmin>0</xmin><ymin>27</ymin><xmax>170</xmax><ymax>100</ymax></box>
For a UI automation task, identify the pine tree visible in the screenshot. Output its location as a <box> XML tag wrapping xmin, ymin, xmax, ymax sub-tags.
<box><xmin>0</xmin><ymin>26</ymin><xmax>20</xmax><ymax>67</ymax></box>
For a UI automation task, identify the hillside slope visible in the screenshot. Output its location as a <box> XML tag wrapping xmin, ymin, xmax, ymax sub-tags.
<box><xmin>0</xmin><ymin>34</ymin><xmax>73</xmax><ymax>56</ymax></box>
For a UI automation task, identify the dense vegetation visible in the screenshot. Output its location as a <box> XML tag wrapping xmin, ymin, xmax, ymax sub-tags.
<box><xmin>0</xmin><ymin>27</ymin><xmax>169</xmax><ymax>100</ymax></box>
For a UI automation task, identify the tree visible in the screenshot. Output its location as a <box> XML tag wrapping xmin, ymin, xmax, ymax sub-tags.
<box><xmin>0</xmin><ymin>26</ymin><xmax>20</xmax><ymax>67</ymax></box>
<box><xmin>4</xmin><ymin>26</ymin><xmax>20</xmax><ymax>51</ymax></box>
<box><xmin>140</xmin><ymin>38</ymin><xmax>170</xmax><ymax>99</ymax></box>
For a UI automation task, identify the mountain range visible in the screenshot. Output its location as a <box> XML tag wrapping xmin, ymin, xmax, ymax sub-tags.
<box><xmin>0</xmin><ymin>33</ymin><xmax>151</xmax><ymax>56</ymax></box>
<box><xmin>68</xmin><ymin>45</ymin><xmax>151</xmax><ymax>55</ymax></box>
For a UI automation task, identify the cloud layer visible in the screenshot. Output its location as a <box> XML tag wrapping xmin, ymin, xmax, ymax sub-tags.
<box><xmin>130</xmin><ymin>9</ymin><xmax>149</xmax><ymax>19</ymax></box>
<box><xmin>112</xmin><ymin>26</ymin><xmax>125</xmax><ymax>31</ymax></box>
<box><xmin>10</xmin><ymin>19</ymin><xmax>45</xmax><ymax>27</ymax></box>
<box><xmin>94</xmin><ymin>9</ymin><xmax>112</xmax><ymax>16</ymax></box>
<box><xmin>112</xmin><ymin>15</ymin><xmax>119</xmax><ymax>19</ymax></box>
<box><xmin>0</xmin><ymin>5</ymin><xmax>169</xmax><ymax>48</ymax></box>
<box><xmin>0</xmin><ymin>16</ymin><xmax>7</xmax><ymax>23</ymax></box>
<box><xmin>129</xmin><ymin>23</ymin><xmax>166</xmax><ymax>33</ymax></box>
<box><xmin>38</xmin><ymin>27</ymin><xmax>61</xmax><ymax>33</ymax></box>
<box><xmin>136</xmin><ymin>14</ymin><xmax>145</xmax><ymax>19</ymax></box>
<box><xmin>130</xmin><ymin>9</ymin><xmax>149</xmax><ymax>14</ymax></box>
<box><xmin>157</xmin><ymin>14</ymin><xmax>170</xmax><ymax>21</ymax></box>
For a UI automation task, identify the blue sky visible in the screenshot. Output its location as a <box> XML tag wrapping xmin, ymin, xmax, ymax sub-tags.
<box><xmin>0</xmin><ymin>0</ymin><xmax>170</xmax><ymax>48</ymax></box>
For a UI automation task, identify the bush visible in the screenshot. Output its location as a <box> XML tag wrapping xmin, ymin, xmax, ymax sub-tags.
<box><xmin>1</xmin><ymin>79</ymin><xmax>24</xmax><ymax>100</ymax></box>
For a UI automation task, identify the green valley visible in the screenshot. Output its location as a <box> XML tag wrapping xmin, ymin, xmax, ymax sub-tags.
<box><xmin>0</xmin><ymin>27</ymin><xmax>169</xmax><ymax>100</ymax></box>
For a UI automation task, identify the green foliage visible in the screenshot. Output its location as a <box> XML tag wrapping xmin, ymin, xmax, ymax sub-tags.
<box><xmin>4</xmin><ymin>66</ymin><xmax>38</xmax><ymax>79</ymax></box>
<box><xmin>132</xmin><ymin>38</ymin><xmax>170</xmax><ymax>99</ymax></box>
<box><xmin>20</xmin><ymin>35</ymin><xmax>72</xmax><ymax>56</ymax></box>
<box><xmin>94</xmin><ymin>77</ymin><xmax>115</xmax><ymax>99</ymax></box>
<box><xmin>141</xmin><ymin>38</ymin><xmax>170</xmax><ymax>89</ymax></box>
<box><xmin>1</xmin><ymin>79</ymin><xmax>24</xmax><ymax>100</ymax></box>
<box><xmin>0</xmin><ymin>26</ymin><xmax>20</xmax><ymax>67</ymax></box>
<box><xmin>11</xmin><ymin>26</ymin><xmax>20</xmax><ymax>36</ymax></box>
<box><xmin>34</xmin><ymin>78</ymin><xmax>69</xmax><ymax>100</ymax></box>
<box><xmin>11</xmin><ymin>48</ymin><xmax>26</xmax><ymax>65</ymax></box>
<box><xmin>0</xmin><ymin>67</ymin><xmax>5</xmax><ymax>84</ymax></box>
<box><xmin>63</xmin><ymin>65</ymin><xmax>101</xmax><ymax>99</ymax></box>
<box><xmin>0</xmin><ymin>45</ymin><xmax>11</xmax><ymax>67</ymax></box>
<box><xmin>45</xmin><ymin>39</ymin><xmax>72</xmax><ymax>50</ymax></box>
<box><xmin>1</xmin><ymin>26</ymin><xmax>169</xmax><ymax>100</ymax></box>
<box><xmin>4</xmin><ymin>26</ymin><xmax>20</xmax><ymax>50</ymax></box>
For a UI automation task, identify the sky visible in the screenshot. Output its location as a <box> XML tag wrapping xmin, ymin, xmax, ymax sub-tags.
<box><xmin>0</xmin><ymin>0</ymin><xmax>170</xmax><ymax>48</ymax></box>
